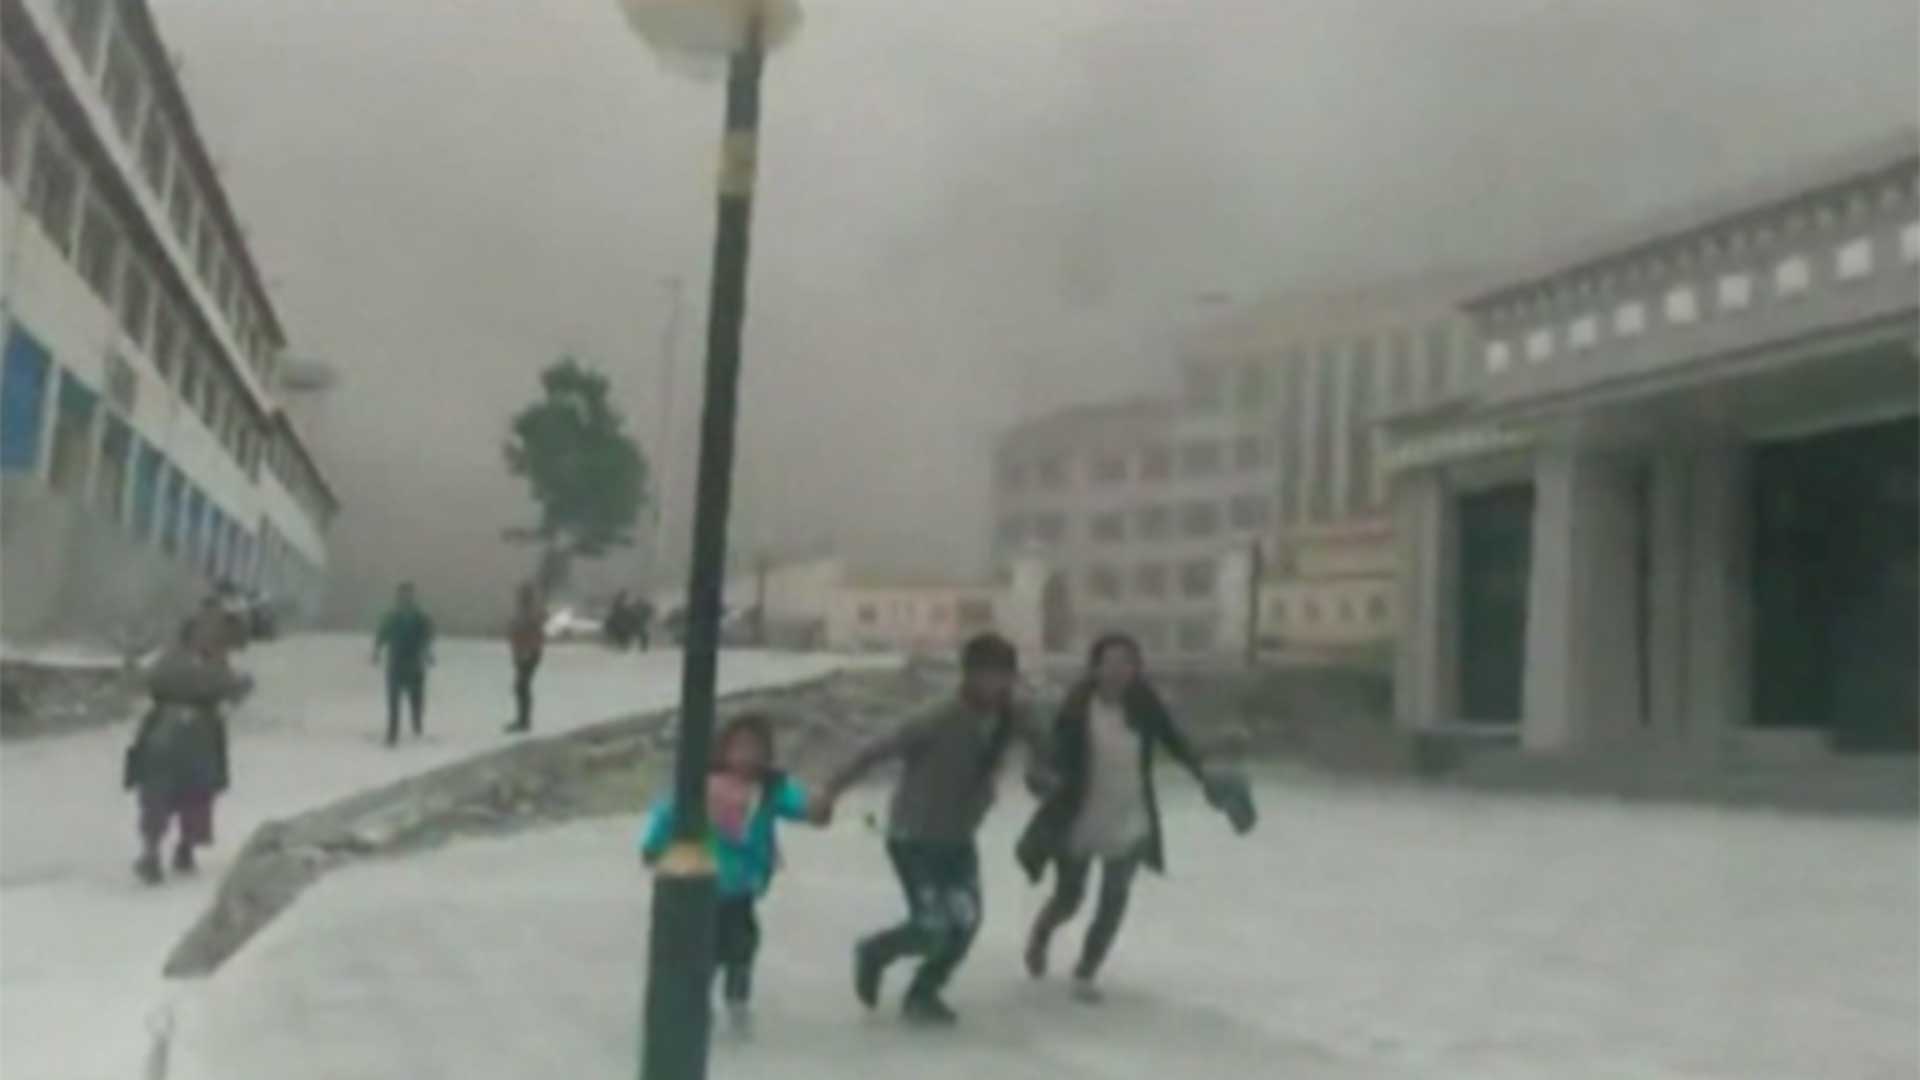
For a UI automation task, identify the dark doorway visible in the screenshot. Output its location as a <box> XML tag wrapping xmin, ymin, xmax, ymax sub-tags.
<box><xmin>1751</xmin><ymin>417</ymin><xmax>1918</xmax><ymax>753</ymax></box>
<box><xmin>1456</xmin><ymin>483</ymin><xmax>1534</xmax><ymax>725</ymax></box>
<box><xmin>1040</xmin><ymin>572</ymin><xmax>1074</xmax><ymax>654</ymax></box>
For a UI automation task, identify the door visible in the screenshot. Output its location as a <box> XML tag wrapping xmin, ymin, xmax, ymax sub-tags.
<box><xmin>1752</xmin><ymin>418</ymin><xmax>1918</xmax><ymax>752</ymax></box>
<box><xmin>1457</xmin><ymin>484</ymin><xmax>1534</xmax><ymax>725</ymax></box>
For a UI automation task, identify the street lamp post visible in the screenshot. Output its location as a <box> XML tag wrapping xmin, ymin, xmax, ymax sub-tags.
<box><xmin>619</xmin><ymin>2</ymin><xmax>798</xmax><ymax>1077</ymax></box>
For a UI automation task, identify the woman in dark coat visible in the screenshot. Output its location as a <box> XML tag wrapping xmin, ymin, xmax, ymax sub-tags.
<box><xmin>1016</xmin><ymin>633</ymin><xmax>1212</xmax><ymax>1002</ymax></box>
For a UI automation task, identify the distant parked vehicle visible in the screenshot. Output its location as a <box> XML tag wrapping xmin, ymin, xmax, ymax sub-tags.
<box><xmin>543</xmin><ymin>605</ymin><xmax>604</xmax><ymax>644</ymax></box>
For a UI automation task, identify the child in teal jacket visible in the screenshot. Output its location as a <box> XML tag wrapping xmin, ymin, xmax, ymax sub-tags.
<box><xmin>640</xmin><ymin>713</ymin><xmax>827</xmax><ymax>1032</ymax></box>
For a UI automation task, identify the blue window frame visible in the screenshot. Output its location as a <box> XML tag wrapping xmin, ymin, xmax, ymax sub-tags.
<box><xmin>131</xmin><ymin>443</ymin><xmax>163</xmax><ymax>540</ymax></box>
<box><xmin>1</xmin><ymin>324</ymin><xmax>52</xmax><ymax>470</ymax></box>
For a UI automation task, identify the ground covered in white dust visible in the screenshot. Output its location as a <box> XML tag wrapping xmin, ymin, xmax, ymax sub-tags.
<box><xmin>1</xmin><ymin>634</ymin><xmax>869</xmax><ymax>1080</ymax></box>
<box><xmin>168</xmin><ymin>770</ymin><xmax>1918</xmax><ymax>1080</ymax></box>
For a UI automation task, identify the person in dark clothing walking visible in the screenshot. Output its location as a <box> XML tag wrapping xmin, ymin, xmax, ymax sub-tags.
<box><xmin>633</xmin><ymin>595</ymin><xmax>655</xmax><ymax>652</ymax></box>
<box><xmin>818</xmin><ymin>633</ymin><xmax>1049</xmax><ymax>1026</ymax></box>
<box><xmin>506</xmin><ymin>584</ymin><xmax>546</xmax><ymax>734</ymax></box>
<box><xmin>372</xmin><ymin>582</ymin><xmax>435</xmax><ymax>746</ymax></box>
<box><xmin>1017</xmin><ymin>633</ymin><xmax>1235</xmax><ymax>1003</ymax></box>
<box><xmin>125</xmin><ymin>632</ymin><xmax>249</xmax><ymax>884</ymax></box>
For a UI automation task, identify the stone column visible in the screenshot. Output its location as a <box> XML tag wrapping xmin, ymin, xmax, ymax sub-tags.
<box><xmin>1679</xmin><ymin>445</ymin><xmax>1752</xmax><ymax>757</ymax></box>
<box><xmin>1393</xmin><ymin>468</ymin><xmax>1456</xmax><ymax>730</ymax></box>
<box><xmin>1521</xmin><ymin>444</ymin><xmax>1643</xmax><ymax>752</ymax></box>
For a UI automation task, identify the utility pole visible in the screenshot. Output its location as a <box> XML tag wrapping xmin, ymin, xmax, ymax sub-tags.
<box><xmin>638</xmin><ymin>10</ymin><xmax>766</xmax><ymax>1080</ymax></box>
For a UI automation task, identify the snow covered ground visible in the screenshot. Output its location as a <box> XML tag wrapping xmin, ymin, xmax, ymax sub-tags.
<box><xmin>166</xmin><ymin>774</ymin><xmax>1918</xmax><ymax>1080</ymax></box>
<box><xmin>0</xmin><ymin>634</ymin><xmax>879</xmax><ymax>1080</ymax></box>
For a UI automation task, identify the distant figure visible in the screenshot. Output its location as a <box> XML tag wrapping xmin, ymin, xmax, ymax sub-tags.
<box><xmin>372</xmin><ymin>582</ymin><xmax>435</xmax><ymax>747</ymax></box>
<box><xmin>633</xmin><ymin>595</ymin><xmax>656</xmax><ymax>652</ymax></box>
<box><xmin>506</xmin><ymin>584</ymin><xmax>546</xmax><ymax>734</ymax></box>
<box><xmin>604</xmin><ymin>590</ymin><xmax>635</xmax><ymax>650</ymax></box>
<box><xmin>639</xmin><ymin>713</ymin><xmax>831</xmax><ymax>1036</ymax></box>
<box><xmin>124</xmin><ymin>631</ymin><xmax>249</xmax><ymax>884</ymax></box>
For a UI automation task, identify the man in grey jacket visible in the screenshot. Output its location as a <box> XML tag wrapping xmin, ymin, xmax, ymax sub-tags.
<box><xmin>819</xmin><ymin>633</ymin><xmax>1049</xmax><ymax>1026</ymax></box>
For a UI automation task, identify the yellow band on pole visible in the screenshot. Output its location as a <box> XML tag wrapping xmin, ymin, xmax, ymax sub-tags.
<box><xmin>656</xmin><ymin>840</ymin><xmax>717</xmax><ymax>877</ymax></box>
<box><xmin>718</xmin><ymin>132</ymin><xmax>758</xmax><ymax>198</ymax></box>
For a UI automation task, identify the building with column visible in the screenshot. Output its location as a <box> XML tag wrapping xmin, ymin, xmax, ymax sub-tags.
<box><xmin>1179</xmin><ymin>277</ymin><xmax>1480</xmax><ymax>666</ymax></box>
<box><xmin>1389</xmin><ymin>131</ymin><xmax>1918</xmax><ymax>758</ymax></box>
<box><xmin>990</xmin><ymin>274</ymin><xmax>1479</xmax><ymax>664</ymax></box>
<box><xmin>0</xmin><ymin>0</ymin><xmax>337</xmax><ymax>643</ymax></box>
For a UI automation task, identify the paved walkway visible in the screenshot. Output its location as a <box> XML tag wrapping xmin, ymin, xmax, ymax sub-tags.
<box><xmin>0</xmin><ymin>635</ymin><xmax>872</xmax><ymax>1080</ymax></box>
<box><xmin>167</xmin><ymin>777</ymin><xmax>1919</xmax><ymax>1080</ymax></box>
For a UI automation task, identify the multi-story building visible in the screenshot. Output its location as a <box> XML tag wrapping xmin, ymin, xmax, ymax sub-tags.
<box><xmin>1178</xmin><ymin>276</ymin><xmax>1480</xmax><ymax>665</ymax></box>
<box><xmin>0</xmin><ymin>0</ymin><xmax>337</xmax><ymax>642</ymax></box>
<box><xmin>991</xmin><ymin>275</ymin><xmax>1479</xmax><ymax>665</ymax></box>
<box><xmin>1388</xmin><ymin>130</ymin><xmax>1918</xmax><ymax>757</ymax></box>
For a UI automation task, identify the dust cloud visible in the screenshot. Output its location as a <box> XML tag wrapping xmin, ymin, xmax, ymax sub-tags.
<box><xmin>152</xmin><ymin>0</ymin><xmax>1917</xmax><ymax>629</ymax></box>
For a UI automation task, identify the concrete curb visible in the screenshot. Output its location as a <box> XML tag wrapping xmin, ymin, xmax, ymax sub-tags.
<box><xmin>161</xmin><ymin>668</ymin><xmax>857</xmax><ymax>979</ymax></box>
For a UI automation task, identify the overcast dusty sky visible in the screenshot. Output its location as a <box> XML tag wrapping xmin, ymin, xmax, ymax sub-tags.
<box><xmin>151</xmin><ymin>0</ymin><xmax>1916</xmax><ymax>627</ymax></box>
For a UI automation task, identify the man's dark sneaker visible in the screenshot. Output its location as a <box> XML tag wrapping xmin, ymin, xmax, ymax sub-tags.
<box><xmin>853</xmin><ymin>941</ymin><xmax>884</xmax><ymax>1009</ymax></box>
<box><xmin>901</xmin><ymin>993</ymin><xmax>959</xmax><ymax>1027</ymax></box>
<box><xmin>134</xmin><ymin>853</ymin><xmax>163</xmax><ymax>886</ymax></box>
<box><xmin>172</xmin><ymin>843</ymin><xmax>197</xmax><ymax>875</ymax></box>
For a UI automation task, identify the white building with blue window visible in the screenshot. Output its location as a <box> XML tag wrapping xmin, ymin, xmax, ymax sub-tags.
<box><xmin>0</xmin><ymin>0</ymin><xmax>336</xmax><ymax>645</ymax></box>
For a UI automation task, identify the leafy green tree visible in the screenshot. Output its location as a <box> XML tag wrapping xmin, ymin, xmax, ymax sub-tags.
<box><xmin>503</xmin><ymin>358</ymin><xmax>649</xmax><ymax>594</ymax></box>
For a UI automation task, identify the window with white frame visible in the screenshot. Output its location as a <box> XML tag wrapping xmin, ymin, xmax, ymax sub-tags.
<box><xmin>0</xmin><ymin>61</ymin><xmax>33</xmax><ymax>185</ymax></box>
<box><xmin>58</xmin><ymin>0</ymin><xmax>111</xmax><ymax>70</ymax></box>
<box><xmin>1180</xmin><ymin>499</ymin><xmax>1221</xmax><ymax>537</ymax></box>
<box><xmin>1568</xmin><ymin>315</ymin><xmax>1598</xmax><ymax>350</ymax></box>
<box><xmin>1717</xmin><ymin>273</ymin><xmax>1753</xmax><ymax>311</ymax></box>
<box><xmin>1086</xmin><ymin>565</ymin><xmax>1121</xmax><ymax>601</ymax></box>
<box><xmin>1902</xmin><ymin>221</ymin><xmax>1920</xmax><ymax>264</ymax></box>
<box><xmin>1524</xmin><ymin>327</ymin><xmax>1554</xmax><ymax>362</ymax></box>
<box><xmin>101</xmin><ymin>33</ymin><xmax>145</xmax><ymax>141</ymax></box>
<box><xmin>1663</xmin><ymin>285</ymin><xmax>1699</xmax><ymax>324</ymax></box>
<box><xmin>25</xmin><ymin>130</ymin><xmax>80</xmax><ymax>253</ymax></box>
<box><xmin>1484</xmin><ymin>340</ymin><xmax>1512</xmax><ymax>373</ymax></box>
<box><xmin>1835</xmin><ymin>237</ymin><xmax>1874</xmax><ymax>281</ymax></box>
<box><xmin>1228</xmin><ymin>494</ymin><xmax>1271</xmax><ymax>530</ymax></box>
<box><xmin>77</xmin><ymin>201</ymin><xmax>121</xmax><ymax>302</ymax></box>
<box><xmin>1135</xmin><ymin>503</ymin><xmax>1170</xmax><ymax>539</ymax></box>
<box><xmin>1179</xmin><ymin>559</ymin><xmax>1216</xmax><ymax>598</ymax></box>
<box><xmin>1773</xmin><ymin>254</ymin><xmax>1812</xmax><ymax>296</ymax></box>
<box><xmin>139</xmin><ymin>116</ymin><xmax>170</xmax><ymax>195</ymax></box>
<box><xmin>151</xmin><ymin>300</ymin><xmax>180</xmax><ymax>378</ymax></box>
<box><xmin>1613</xmin><ymin>301</ymin><xmax>1647</xmax><ymax>336</ymax></box>
<box><xmin>119</xmin><ymin>260</ymin><xmax>152</xmax><ymax>349</ymax></box>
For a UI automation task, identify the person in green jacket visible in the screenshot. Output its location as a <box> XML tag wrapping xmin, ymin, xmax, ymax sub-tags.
<box><xmin>372</xmin><ymin>582</ymin><xmax>435</xmax><ymax>747</ymax></box>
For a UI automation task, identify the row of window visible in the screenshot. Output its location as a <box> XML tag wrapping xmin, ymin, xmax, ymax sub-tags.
<box><xmin>1000</xmin><ymin>493</ymin><xmax>1272</xmax><ymax>548</ymax></box>
<box><xmin>0</xmin><ymin>324</ymin><xmax>318</xmax><ymax>595</ymax></box>
<box><xmin>1000</xmin><ymin>434</ymin><xmax>1271</xmax><ymax>493</ymax></box>
<box><xmin>853</xmin><ymin>597</ymin><xmax>994</xmax><ymax>628</ymax></box>
<box><xmin>1485</xmin><ymin>220</ymin><xmax>1920</xmax><ymax>373</ymax></box>
<box><xmin>1183</xmin><ymin>322</ymin><xmax>1458</xmax><ymax>415</ymax></box>
<box><xmin>1083</xmin><ymin>559</ymin><xmax>1218</xmax><ymax>602</ymax></box>
<box><xmin>2</xmin><ymin>69</ymin><xmax>282</xmax><ymax>496</ymax></box>
<box><xmin>9</xmin><ymin>4</ymin><xmax>277</xmax><ymax>387</ymax></box>
<box><xmin>1266</xmin><ymin>591</ymin><xmax>1392</xmax><ymax>628</ymax></box>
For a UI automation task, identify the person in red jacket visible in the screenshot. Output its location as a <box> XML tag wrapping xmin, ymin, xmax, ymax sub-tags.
<box><xmin>505</xmin><ymin>584</ymin><xmax>546</xmax><ymax>734</ymax></box>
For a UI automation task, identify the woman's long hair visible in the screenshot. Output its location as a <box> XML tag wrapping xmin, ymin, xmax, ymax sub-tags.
<box><xmin>1075</xmin><ymin>632</ymin><xmax>1166</xmax><ymax>724</ymax></box>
